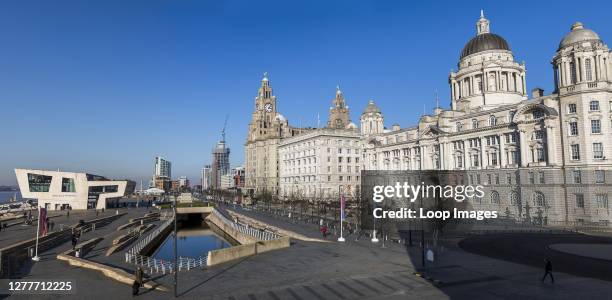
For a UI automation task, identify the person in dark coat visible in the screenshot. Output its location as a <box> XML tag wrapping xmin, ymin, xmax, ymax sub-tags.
<box><xmin>541</xmin><ymin>258</ymin><xmax>554</xmax><ymax>283</ymax></box>
<box><xmin>133</xmin><ymin>267</ymin><xmax>144</xmax><ymax>296</ymax></box>
<box><xmin>71</xmin><ymin>234</ymin><xmax>78</xmax><ymax>250</ymax></box>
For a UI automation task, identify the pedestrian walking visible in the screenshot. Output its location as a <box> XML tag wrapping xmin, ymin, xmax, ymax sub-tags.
<box><xmin>320</xmin><ymin>225</ymin><xmax>328</xmax><ymax>238</ymax></box>
<box><xmin>541</xmin><ymin>258</ymin><xmax>554</xmax><ymax>283</ymax></box>
<box><xmin>67</xmin><ymin>210</ymin><xmax>70</xmax><ymax>218</ymax></box>
<box><xmin>71</xmin><ymin>234</ymin><xmax>78</xmax><ymax>250</ymax></box>
<box><xmin>132</xmin><ymin>267</ymin><xmax>144</xmax><ymax>296</ymax></box>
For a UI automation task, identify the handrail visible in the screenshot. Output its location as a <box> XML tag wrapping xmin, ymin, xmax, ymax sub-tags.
<box><xmin>211</xmin><ymin>209</ymin><xmax>280</xmax><ymax>241</ymax></box>
<box><xmin>125</xmin><ymin>252</ymin><xmax>206</xmax><ymax>274</ymax></box>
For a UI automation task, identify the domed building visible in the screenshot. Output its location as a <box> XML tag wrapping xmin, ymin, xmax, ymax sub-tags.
<box><xmin>360</xmin><ymin>12</ymin><xmax>611</xmax><ymax>227</ymax></box>
<box><xmin>449</xmin><ymin>11</ymin><xmax>527</xmax><ymax>111</ymax></box>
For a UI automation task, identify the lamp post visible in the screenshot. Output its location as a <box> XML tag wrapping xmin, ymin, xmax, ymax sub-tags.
<box><xmin>173</xmin><ymin>190</ymin><xmax>178</xmax><ymax>297</ymax></box>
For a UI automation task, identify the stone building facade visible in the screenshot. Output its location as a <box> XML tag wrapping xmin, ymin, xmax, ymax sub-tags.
<box><xmin>278</xmin><ymin>87</ymin><xmax>361</xmax><ymax>200</ymax></box>
<box><xmin>244</xmin><ymin>73</ymin><xmax>312</xmax><ymax>196</ymax></box>
<box><xmin>244</xmin><ymin>12</ymin><xmax>611</xmax><ymax>226</ymax></box>
<box><xmin>362</xmin><ymin>13</ymin><xmax>611</xmax><ymax>226</ymax></box>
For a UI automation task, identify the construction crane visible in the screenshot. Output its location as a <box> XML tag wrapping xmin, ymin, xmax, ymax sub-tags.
<box><xmin>221</xmin><ymin>114</ymin><xmax>229</xmax><ymax>143</ymax></box>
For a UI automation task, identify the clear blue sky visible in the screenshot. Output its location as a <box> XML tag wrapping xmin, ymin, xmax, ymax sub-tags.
<box><xmin>0</xmin><ymin>0</ymin><xmax>610</xmax><ymax>186</ymax></box>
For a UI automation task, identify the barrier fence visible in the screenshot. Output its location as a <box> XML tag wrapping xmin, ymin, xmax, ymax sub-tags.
<box><xmin>125</xmin><ymin>252</ymin><xmax>206</xmax><ymax>274</ymax></box>
<box><xmin>211</xmin><ymin>209</ymin><xmax>280</xmax><ymax>241</ymax></box>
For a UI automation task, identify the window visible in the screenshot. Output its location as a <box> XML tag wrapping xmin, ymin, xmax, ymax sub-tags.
<box><xmin>593</xmin><ymin>143</ymin><xmax>604</xmax><ymax>159</ymax></box>
<box><xmin>534</xmin><ymin>130</ymin><xmax>544</xmax><ymax>140</ymax></box>
<box><xmin>529</xmin><ymin>172</ymin><xmax>534</xmax><ymax>184</ymax></box>
<box><xmin>590</xmin><ymin>100</ymin><xmax>600</xmax><ymax>111</ymax></box>
<box><xmin>570</xmin><ymin>61</ymin><xmax>577</xmax><ymax>84</ymax></box>
<box><xmin>596</xmin><ymin>194</ymin><xmax>609</xmax><ymax>208</ymax></box>
<box><xmin>595</xmin><ymin>170</ymin><xmax>605</xmax><ymax>183</ymax></box>
<box><xmin>568</xmin><ymin>103</ymin><xmax>577</xmax><ymax>114</ymax></box>
<box><xmin>532</xmin><ymin>110</ymin><xmax>544</xmax><ymax>119</ymax></box>
<box><xmin>471</xmin><ymin>154</ymin><xmax>479</xmax><ymax>167</ymax></box>
<box><xmin>61</xmin><ymin>178</ymin><xmax>76</xmax><ymax>192</ymax></box>
<box><xmin>591</xmin><ymin>120</ymin><xmax>601</xmax><ymax>134</ymax></box>
<box><xmin>510</xmin><ymin>192</ymin><xmax>519</xmax><ymax>205</ymax></box>
<box><xmin>571</xmin><ymin>144</ymin><xmax>580</xmax><ymax>160</ymax></box>
<box><xmin>585</xmin><ymin>58</ymin><xmax>592</xmax><ymax>81</ymax></box>
<box><xmin>490</xmin><ymin>191</ymin><xmax>500</xmax><ymax>204</ymax></box>
<box><xmin>28</xmin><ymin>173</ymin><xmax>52</xmax><ymax>192</ymax></box>
<box><xmin>569</xmin><ymin>122</ymin><xmax>578</xmax><ymax>136</ymax></box>
<box><xmin>338</xmin><ymin>157</ymin><xmax>343</xmax><ymax>163</ymax></box>
<box><xmin>573</xmin><ymin>170</ymin><xmax>582</xmax><ymax>184</ymax></box>
<box><xmin>537</xmin><ymin>148</ymin><xmax>546</xmax><ymax>162</ymax></box>
<box><xmin>508</xmin><ymin>111</ymin><xmax>516</xmax><ymax>123</ymax></box>
<box><xmin>539</xmin><ymin>171</ymin><xmax>545</xmax><ymax>184</ymax></box>
<box><xmin>534</xmin><ymin>192</ymin><xmax>545</xmax><ymax>207</ymax></box>
<box><xmin>575</xmin><ymin>194</ymin><xmax>584</xmax><ymax>208</ymax></box>
<box><xmin>456</xmin><ymin>122</ymin><xmax>462</xmax><ymax>132</ymax></box>
<box><xmin>507</xmin><ymin>173</ymin><xmax>513</xmax><ymax>184</ymax></box>
<box><xmin>489</xmin><ymin>115</ymin><xmax>497</xmax><ymax>126</ymax></box>
<box><xmin>491</xmin><ymin>153</ymin><xmax>498</xmax><ymax>165</ymax></box>
<box><xmin>472</xmin><ymin>119</ymin><xmax>478</xmax><ymax>129</ymax></box>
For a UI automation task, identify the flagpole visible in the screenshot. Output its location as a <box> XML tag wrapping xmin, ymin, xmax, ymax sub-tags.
<box><xmin>32</xmin><ymin>206</ymin><xmax>41</xmax><ymax>261</ymax></box>
<box><xmin>338</xmin><ymin>187</ymin><xmax>345</xmax><ymax>242</ymax></box>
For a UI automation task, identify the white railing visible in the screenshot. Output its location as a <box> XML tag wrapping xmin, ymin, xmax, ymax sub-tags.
<box><xmin>125</xmin><ymin>252</ymin><xmax>206</xmax><ymax>274</ymax></box>
<box><xmin>128</xmin><ymin>218</ymin><xmax>173</xmax><ymax>255</ymax></box>
<box><xmin>211</xmin><ymin>209</ymin><xmax>281</xmax><ymax>241</ymax></box>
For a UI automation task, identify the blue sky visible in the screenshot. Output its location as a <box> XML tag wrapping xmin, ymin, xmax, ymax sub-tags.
<box><xmin>0</xmin><ymin>0</ymin><xmax>610</xmax><ymax>185</ymax></box>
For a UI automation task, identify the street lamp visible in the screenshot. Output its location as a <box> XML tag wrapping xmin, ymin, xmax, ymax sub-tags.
<box><xmin>173</xmin><ymin>190</ymin><xmax>178</xmax><ymax>297</ymax></box>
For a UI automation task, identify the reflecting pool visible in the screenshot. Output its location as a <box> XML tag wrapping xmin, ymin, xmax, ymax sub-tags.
<box><xmin>154</xmin><ymin>228</ymin><xmax>230</xmax><ymax>260</ymax></box>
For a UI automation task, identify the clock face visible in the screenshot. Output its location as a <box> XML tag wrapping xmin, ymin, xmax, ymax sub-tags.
<box><xmin>264</xmin><ymin>103</ymin><xmax>273</xmax><ymax>112</ymax></box>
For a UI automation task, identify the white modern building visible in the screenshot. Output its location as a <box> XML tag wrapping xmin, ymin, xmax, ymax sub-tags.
<box><xmin>201</xmin><ymin>165</ymin><xmax>212</xmax><ymax>191</ymax></box>
<box><xmin>154</xmin><ymin>156</ymin><xmax>172</xmax><ymax>178</ymax></box>
<box><xmin>15</xmin><ymin>169</ymin><xmax>129</xmax><ymax>210</ymax></box>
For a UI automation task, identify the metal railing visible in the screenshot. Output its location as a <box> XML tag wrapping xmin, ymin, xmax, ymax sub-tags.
<box><xmin>125</xmin><ymin>252</ymin><xmax>206</xmax><ymax>274</ymax></box>
<box><xmin>128</xmin><ymin>218</ymin><xmax>173</xmax><ymax>255</ymax></box>
<box><xmin>211</xmin><ymin>209</ymin><xmax>281</xmax><ymax>241</ymax></box>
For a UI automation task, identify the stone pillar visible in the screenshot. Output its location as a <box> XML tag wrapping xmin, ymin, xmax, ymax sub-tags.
<box><xmin>521</xmin><ymin>74</ymin><xmax>527</xmax><ymax>95</ymax></box>
<box><xmin>519</xmin><ymin>129</ymin><xmax>528</xmax><ymax>167</ymax></box>
<box><xmin>499</xmin><ymin>133</ymin><xmax>506</xmax><ymax>168</ymax></box>
<box><xmin>463</xmin><ymin>142</ymin><xmax>468</xmax><ymax>170</ymax></box>
<box><xmin>546</xmin><ymin>125</ymin><xmax>557</xmax><ymax>166</ymax></box>
<box><xmin>480</xmin><ymin>137</ymin><xmax>487</xmax><ymax>169</ymax></box>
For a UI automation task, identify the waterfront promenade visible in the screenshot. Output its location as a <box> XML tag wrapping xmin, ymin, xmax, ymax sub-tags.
<box><xmin>2</xmin><ymin>204</ymin><xmax>612</xmax><ymax>299</ymax></box>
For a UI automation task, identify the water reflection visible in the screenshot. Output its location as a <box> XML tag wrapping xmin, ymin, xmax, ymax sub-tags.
<box><xmin>154</xmin><ymin>228</ymin><xmax>230</xmax><ymax>260</ymax></box>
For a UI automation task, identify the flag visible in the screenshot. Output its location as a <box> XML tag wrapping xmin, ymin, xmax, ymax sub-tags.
<box><xmin>340</xmin><ymin>194</ymin><xmax>345</xmax><ymax>221</ymax></box>
<box><xmin>38</xmin><ymin>208</ymin><xmax>48</xmax><ymax>236</ymax></box>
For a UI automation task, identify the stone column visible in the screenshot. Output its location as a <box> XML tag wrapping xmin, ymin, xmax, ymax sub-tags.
<box><xmin>519</xmin><ymin>129</ymin><xmax>528</xmax><ymax>167</ymax></box>
<box><xmin>463</xmin><ymin>142</ymin><xmax>468</xmax><ymax>170</ymax></box>
<box><xmin>499</xmin><ymin>133</ymin><xmax>506</xmax><ymax>168</ymax></box>
<box><xmin>480</xmin><ymin>137</ymin><xmax>487</xmax><ymax>169</ymax></box>
<box><xmin>546</xmin><ymin>125</ymin><xmax>557</xmax><ymax>166</ymax></box>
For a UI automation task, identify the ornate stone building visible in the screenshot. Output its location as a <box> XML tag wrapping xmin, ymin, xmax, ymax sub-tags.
<box><xmin>279</xmin><ymin>87</ymin><xmax>360</xmax><ymax>199</ymax></box>
<box><xmin>244</xmin><ymin>73</ymin><xmax>311</xmax><ymax>196</ymax></box>
<box><xmin>362</xmin><ymin>12</ymin><xmax>611</xmax><ymax>226</ymax></box>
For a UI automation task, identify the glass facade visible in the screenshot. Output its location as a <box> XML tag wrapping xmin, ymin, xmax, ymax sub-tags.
<box><xmin>61</xmin><ymin>178</ymin><xmax>76</xmax><ymax>192</ymax></box>
<box><xmin>28</xmin><ymin>173</ymin><xmax>52</xmax><ymax>192</ymax></box>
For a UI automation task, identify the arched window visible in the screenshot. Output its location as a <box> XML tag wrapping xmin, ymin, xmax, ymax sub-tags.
<box><xmin>489</xmin><ymin>115</ymin><xmax>497</xmax><ymax>126</ymax></box>
<box><xmin>472</xmin><ymin>119</ymin><xmax>479</xmax><ymax>129</ymax></box>
<box><xmin>585</xmin><ymin>58</ymin><xmax>593</xmax><ymax>81</ymax></box>
<box><xmin>509</xmin><ymin>192</ymin><xmax>519</xmax><ymax>205</ymax></box>
<box><xmin>490</xmin><ymin>191</ymin><xmax>500</xmax><ymax>204</ymax></box>
<box><xmin>532</xmin><ymin>110</ymin><xmax>544</xmax><ymax>119</ymax></box>
<box><xmin>456</xmin><ymin>122</ymin><xmax>463</xmax><ymax>132</ymax></box>
<box><xmin>533</xmin><ymin>192</ymin><xmax>545</xmax><ymax>207</ymax></box>
<box><xmin>570</xmin><ymin>61</ymin><xmax>577</xmax><ymax>84</ymax></box>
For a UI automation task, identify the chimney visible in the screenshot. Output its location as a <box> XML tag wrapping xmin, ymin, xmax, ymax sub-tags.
<box><xmin>531</xmin><ymin>87</ymin><xmax>544</xmax><ymax>99</ymax></box>
<box><xmin>392</xmin><ymin>124</ymin><xmax>401</xmax><ymax>131</ymax></box>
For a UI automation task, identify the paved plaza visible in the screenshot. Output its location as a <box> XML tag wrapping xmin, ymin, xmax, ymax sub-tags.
<box><xmin>1</xmin><ymin>205</ymin><xmax>612</xmax><ymax>299</ymax></box>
